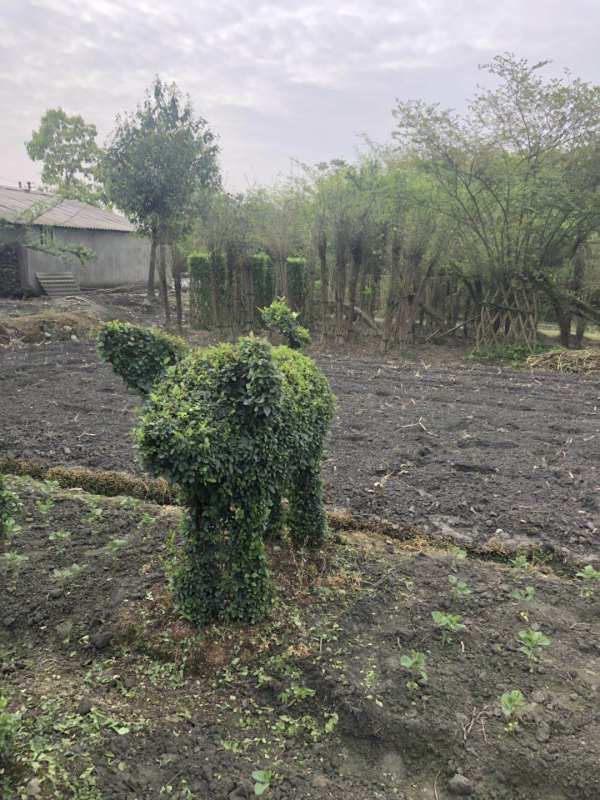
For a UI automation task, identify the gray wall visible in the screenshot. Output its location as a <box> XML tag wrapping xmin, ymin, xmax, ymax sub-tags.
<box><xmin>23</xmin><ymin>226</ymin><xmax>150</xmax><ymax>289</ymax></box>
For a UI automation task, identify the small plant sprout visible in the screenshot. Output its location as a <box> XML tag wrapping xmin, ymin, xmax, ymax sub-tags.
<box><xmin>511</xmin><ymin>586</ymin><xmax>536</xmax><ymax>603</ymax></box>
<box><xmin>511</xmin><ymin>553</ymin><xmax>530</xmax><ymax>571</ymax></box>
<box><xmin>448</xmin><ymin>575</ymin><xmax>472</xmax><ymax>599</ymax></box>
<box><xmin>449</xmin><ymin>545</ymin><xmax>467</xmax><ymax>561</ymax></box>
<box><xmin>431</xmin><ymin>611</ymin><xmax>466</xmax><ymax>645</ymax></box>
<box><xmin>52</xmin><ymin>563</ymin><xmax>86</xmax><ymax>583</ymax></box>
<box><xmin>36</xmin><ymin>497</ymin><xmax>55</xmax><ymax>515</ymax></box>
<box><xmin>517</xmin><ymin>629</ymin><xmax>551</xmax><ymax>667</ymax></box>
<box><xmin>2</xmin><ymin>551</ymin><xmax>29</xmax><ymax>571</ymax></box>
<box><xmin>252</xmin><ymin>769</ymin><xmax>274</xmax><ymax>796</ymax></box>
<box><xmin>107</xmin><ymin>537</ymin><xmax>128</xmax><ymax>554</ymax></box>
<box><xmin>575</xmin><ymin>565</ymin><xmax>600</xmax><ymax>599</ymax></box>
<box><xmin>500</xmin><ymin>689</ymin><xmax>526</xmax><ymax>733</ymax></box>
<box><xmin>400</xmin><ymin>650</ymin><xmax>428</xmax><ymax>690</ymax></box>
<box><xmin>3</xmin><ymin>517</ymin><xmax>22</xmax><ymax>537</ymax></box>
<box><xmin>85</xmin><ymin>505</ymin><xmax>104</xmax><ymax>524</ymax></box>
<box><xmin>277</xmin><ymin>684</ymin><xmax>316</xmax><ymax>707</ymax></box>
<box><xmin>49</xmin><ymin>529</ymin><xmax>72</xmax><ymax>543</ymax></box>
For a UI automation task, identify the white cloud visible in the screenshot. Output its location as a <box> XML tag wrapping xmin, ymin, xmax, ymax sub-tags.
<box><xmin>1</xmin><ymin>0</ymin><xmax>600</xmax><ymax>188</ymax></box>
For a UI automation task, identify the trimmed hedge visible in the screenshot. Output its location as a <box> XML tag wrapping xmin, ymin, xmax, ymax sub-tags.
<box><xmin>97</xmin><ymin>321</ymin><xmax>187</xmax><ymax>396</ymax></box>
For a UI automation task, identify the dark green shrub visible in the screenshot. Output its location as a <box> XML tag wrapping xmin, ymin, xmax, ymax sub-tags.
<box><xmin>260</xmin><ymin>298</ymin><xmax>311</xmax><ymax>350</ymax></box>
<box><xmin>0</xmin><ymin>474</ymin><xmax>18</xmax><ymax>542</ymax></box>
<box><xmin>188</xmin><ymin>251</ymin><xmax>212</xmax><ymax>328</ymax></box>
<box><xmin>251</xmin><ymin>252</ymin><xmax>275</xmax><ymax>310</ymax></box>
<box><xmin>135</xmin><ymin>334</ymin><xmax>334</xmax><ymax>625</ymax></box>
<box><xmin>97</xmin><ymin>321</ymin><xmax>187</xmax><ymax>396</ymax></box>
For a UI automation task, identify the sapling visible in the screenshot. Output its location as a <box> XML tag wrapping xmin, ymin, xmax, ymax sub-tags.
<box><xmin>517</xmin><ymin>629</ymin><xmax>551</xmax><ymax>667</ymax></box>
<box><xmin>448</xmin><ymin>575</ymin><xmax>472</xmax><ymax>599</ymax></box>
<box><xmin>431</xmin><ymin>611</ymin><xmax>466</xmax><ymax>645</ymax></box>
<box><xmin>400</xmin><ymin>650</ymin><xmax>428</xmax><ymax>690</ymax></box>
<box><xmin>575</xmin><ymin>565</ymin><xmax>600</xmax><ymax>599</ymax></box>
<box><xmin>500</xmin><ymin>689</ymin><xmax>526</xmax><ymax>733</ymax></box>
<box><xmin>511</xmin><ymin>554</ymin><xmax>530</xmax><ymax>571</ymax></box>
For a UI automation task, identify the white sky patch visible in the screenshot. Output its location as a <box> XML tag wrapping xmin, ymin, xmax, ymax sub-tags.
<box><xmin>1</xmin><ymin>0</ymin><xmax>600</xmax><ymax>189</ymax></box>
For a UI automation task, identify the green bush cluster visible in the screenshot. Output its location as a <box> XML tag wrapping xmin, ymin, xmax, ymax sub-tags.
<box><xmin>97</xmin><ymin>321</ymin><xmax>187</xmax><ymax>396</ymax></box>
<box><xmin>260</xmin><ymin>298</ymin><xmax>311</xmax><ymax>350</ymax></box>
<box><xmin>0</xmin><ymin>694</ymin><xmax>19</xmax><ymax>770</ymax></box>
<box><xmin>102</xmin><ymin>324</ymin><xmax>334</xmax><ymax>625</ymax></box>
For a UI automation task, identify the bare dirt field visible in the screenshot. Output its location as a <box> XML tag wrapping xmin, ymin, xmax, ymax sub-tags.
<box><xmin>2</xmin><ymin>301</ymin><xmax>600</xmax><ymax>800</ymax></box>
<box><xmin>2</xmin><ymin>477</ymin><xmax>599</xmax><ymax>800</ymax></box>
<box><xmin>2</xmin><ymin>337</ymin><xmax>600</xmax><ymax>566</ymax></box>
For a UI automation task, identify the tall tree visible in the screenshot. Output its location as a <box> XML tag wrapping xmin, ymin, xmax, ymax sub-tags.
<box><xmin>393</xmin><ymin>54</ymin><xmax>600</xmax><ymax>348</ymax></box>
<box><xmin>103</xmin><ymin>78</ymin><xmax>220</xmax><ymax>314</ymax></box>
<box><xmin>26</xmin><ymin>108</ymin><xmax>102</xmax><ymax>203</ymax></box>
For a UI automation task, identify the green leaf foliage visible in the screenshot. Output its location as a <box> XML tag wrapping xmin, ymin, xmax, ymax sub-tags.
<box><xmin>97</xmin><ymin>321</ymin><xmax>187</xmax><ymax>396</ymax></box>
<box><xmin>134</xmin><ymin>334</ymin><xmax>334</xmax><ymax>625</ymax></box>
<box><xmin>0</xmin><ymin>475</ymin><xmax>18</xmax><ymax>543</ymax></box>
<box><xmin>260</xmin><ymin>298</ymin><xmax>311</xmax><ymax>350</ymax></box>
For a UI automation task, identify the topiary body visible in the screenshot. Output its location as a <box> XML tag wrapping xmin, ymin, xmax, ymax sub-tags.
<box><xmin>98</xmin><ymin>324</ymin><xmax>334</xmax><ymax>625</ymax></box>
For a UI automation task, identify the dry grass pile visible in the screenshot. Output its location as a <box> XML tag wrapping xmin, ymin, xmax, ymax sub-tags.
<box><xmin>0</xmin><ymin>309</ymin><xmax>98</xmax><ymax>344</ymax></box>
<box><xmin>527</xmin><ymin>347</ymin><xmax>600</xmax><ymax>373</ymax></box>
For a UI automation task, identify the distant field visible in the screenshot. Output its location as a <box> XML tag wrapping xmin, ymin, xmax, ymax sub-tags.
<box><xmin>538</xmin><ymin>322</ymin><xmax>600</xmax><ymax>342</ymax></box>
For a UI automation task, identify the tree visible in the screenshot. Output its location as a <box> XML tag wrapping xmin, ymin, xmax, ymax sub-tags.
<box><xmin>26</xmin><ymin>108</ymin><xmax>102</xmax><ymax>203</ymax></box>
<box><xmin>103</xmin><ymin>77</ymin><xmax>220</xmax><ymax>315</ymax></box>
<box><xmin>393</xmin><ymin>54</ymin><xmax>600</xmax><ymax>348</ymax></box>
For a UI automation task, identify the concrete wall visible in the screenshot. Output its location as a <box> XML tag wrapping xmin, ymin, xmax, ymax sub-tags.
<box><xmin>22</xmin><ymin>227</ymin><xmax>150</xmax><ymax>289</ymax></box>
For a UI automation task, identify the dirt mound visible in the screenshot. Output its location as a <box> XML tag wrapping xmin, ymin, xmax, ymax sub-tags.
<box><xmin>0</xmin><ymin>309</ymin><xmax>99</xmax><ymax>344</ymax></box>
<box><xmin>527</xmin><ymin>347</ymin><xmax>600</xmax><ymax>373</ymax></box>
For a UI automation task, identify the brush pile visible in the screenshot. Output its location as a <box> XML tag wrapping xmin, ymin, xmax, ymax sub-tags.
<box><xmin>527</xmin><ymin>348</ymin><xmax>600</xmax><ymax>373</ymax></box>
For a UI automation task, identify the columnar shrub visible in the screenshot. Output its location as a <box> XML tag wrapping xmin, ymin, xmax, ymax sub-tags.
<box><xmin>286</xmin><ymin>257</ymin><xmax>307</xmax><ymax>312</ymax></box>
<box><xmin>251</xmin><ymin>252</ymin><xmax>275</xmax><ymax>310</ymax></box>
<box><xmin>260</xmin><ymin>298</ymin><xmax>311</xmax><ymax>350</ymax></box>
<box><xmin>97</xmin><ymin>321</ymin><xmax>187</xmax><ymax>395</ymax></box>
<box><xmin>126</xmin><ymin>335</ymin><xmax>335</xmax><ymax>625</ymax></box>
<box><xmin>188</xmin><ymin>251</ymin><xmax>212</xmax><ymax>328</ymax></box>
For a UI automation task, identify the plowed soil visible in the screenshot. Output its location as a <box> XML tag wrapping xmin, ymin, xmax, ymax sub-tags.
<box><xmin>1</xmin><ymin>340</ymin><xmax>599</xmax><ymax>566</ymax></box>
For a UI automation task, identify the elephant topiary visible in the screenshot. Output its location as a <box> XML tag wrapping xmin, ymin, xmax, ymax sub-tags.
<box><xmin>98</xmin><ymin>322</ymin><xmax>335</xmax><ymax>625</ymax></box>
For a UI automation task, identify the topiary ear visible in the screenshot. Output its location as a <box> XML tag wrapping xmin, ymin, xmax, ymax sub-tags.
<box><xmin>233</xmin><ymin>336</ymin><xmax>283</xmax><ymax>419</ymax></box>
<box><xmin>97</xmin><ymin>321</ymin><xmax>187</xmax><ymax>396</ymax></box>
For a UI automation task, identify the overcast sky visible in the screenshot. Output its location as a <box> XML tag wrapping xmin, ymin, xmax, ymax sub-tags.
<box><xmin>2</xmin><ymin>0</ymin><xmax>600</xmax><ymax>191</ymax></box>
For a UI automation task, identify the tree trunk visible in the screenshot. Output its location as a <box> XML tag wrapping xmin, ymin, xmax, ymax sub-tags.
<box><xmin>147</xmin><ymin>232</ymin><xmax>158</xmax><ymax>302</ymax></box>
<box><xmin>382</xmin><ymin>234</ymin><xmax>401</xmax><ymax>353</ymax></box>
<box><xmin>347</xmin><ymin>233</ymin><xmax>363</xmax><ymax>338</ymax></box>
<box><xmin>334</xmin><ymin>226</ymin><xmax>347</xmax><ymax>343</ymax></box>
<box><xmin>572</xmin><ymin>242</ymin><xmax>586</xmax><ymax>349</ymax></box>
<box><xmin>318</xmin><ymin>228</ymin><xmax>328</xmax><ymax>340</ymax></box>
<box><xmin>158</xmin><ymin>242</ymin><xmax>170</xmax><ymax>325</ymax></box>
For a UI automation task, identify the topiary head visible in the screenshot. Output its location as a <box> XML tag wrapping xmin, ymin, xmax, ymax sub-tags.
<box><xmin>97</xmin><ymin>321</ymin><xmax>187</xmax><ymax>396</ymax></box>
<box><xmin>260</xmin><ymin>298</ymin><xmax>310</xmax><ymax>350</ymax></box>
<box><xmin>136</xmin><ymin>336</ymin><xmax>284</xmax><ymax>499</ymax></box>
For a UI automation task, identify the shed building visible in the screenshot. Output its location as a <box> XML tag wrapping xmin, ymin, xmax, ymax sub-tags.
<box><xmin>0</xmin><ymin>185</ymin><xmax>150</xmax><ymax>295</ymax></box>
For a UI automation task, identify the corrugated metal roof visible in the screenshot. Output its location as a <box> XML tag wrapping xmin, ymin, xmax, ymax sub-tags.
<box><xmin>0</xmin><ymin>185</ymin><xmax>136</xmax><ymax>233</ymax></box>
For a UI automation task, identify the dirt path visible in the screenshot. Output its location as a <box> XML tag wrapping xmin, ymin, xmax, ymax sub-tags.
<box><xmin>1</xmin><ymin>341</ymin><xmax>599</xmax><ymax>564</ymax></box>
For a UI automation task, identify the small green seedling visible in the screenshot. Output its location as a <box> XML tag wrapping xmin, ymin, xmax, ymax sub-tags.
<box><xmin>85</xmin><ymin>505</ymin><xmax>104</xmax><ymax>524</ymax></box>
<box><xmin>517</xmin><ymin>629</ymin><xmax>551</xmax><ymax>667</ymax></box>
<box><xmin>400</xmin><ymin>650</ymin><xmax>428</xmax><ymax>690</ymax></box>
<box><xmin>511</xmin><ymin>554</ymin><xmax>530</xmax><ymax>571</ymax></box>
<box><xmin>106</xmin><ymin>537</ymin><xmax>128</xmax><ymax>554</ymax></box>
<box><xmin>52</xmin><ymin>563</ymin><xmax>86</xmax><ymax>583</ymax></box>
<box><xmin>1</xmin><ymin>551</ymin><xmax>28</xmax><ymax>571</ymax></box>
<box><xmin>49</xmin><ymin>529</ymin><xmax>72</xmax><ymax>543</ymax></box>
<box><xmin>448</xmin><ymin>545</ymin><xmax>467</xmax><ymax>561</ymax></box>
<box><xmin>277</xmin><ymin>684</ymin><xmax>316</xmax><ymax>706</ymax></box>
<box><xmin>138</xmin><ymin>511</ymin><xmax>155</xmax><ymax>528</ymax></box>
<box><xmin>500</xmin><ymin>689</ymin><xmax>526</xmax><ymax>733</ymax></box>
<box><xmin>36</xmin><ymin>497</ymin><xmax>55</xmax><ymax>515</ymax></box>
<box><xmin>431</xmin><ymin>611</ymin><xmax>466</xmax><ymax>645</ymax></box>
<box><xmin>511</xmin><ymin>586</ymin><xmax>536</xmax><ymax>603</ymax></box>
<box><xmin>448</xmin><ymin>575</ymin><xmax>472</xmax><ymax>599</ymax></box>
<box><xmin>252</xmin><ymin>769</ymin><xmax>274</xmax><ymax>796</ymax></box>
<box><xmin>3</xmin><ymin>517</ymin><xmax>22</xmax><ymax>537</ymax></box>
<box><xmin>576</xmin><ymin>565</ymin><xmax>600</xmax><ymax>599</ymax></box>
